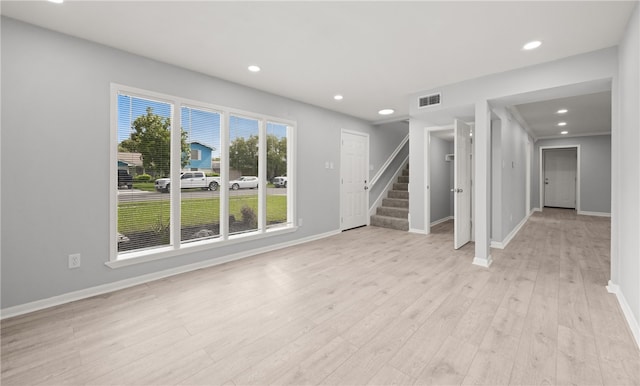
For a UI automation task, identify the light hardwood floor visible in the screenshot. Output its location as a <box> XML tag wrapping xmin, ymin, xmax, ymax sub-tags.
<box><xmin>2</xmin><ymin>209</ymin><xmax>638</xmax><ymax>385</ymax></box>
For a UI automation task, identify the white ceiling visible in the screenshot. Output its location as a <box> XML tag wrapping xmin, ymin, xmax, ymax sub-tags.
<box><xmin>1</xmin><ymin>1</ymin><xmax>635</xmax><ymax>123</ymax></box>
<box><xmin>513</xmin><ymin>91</ymin><xmax>612</xmax><ymax>139</ymax></box>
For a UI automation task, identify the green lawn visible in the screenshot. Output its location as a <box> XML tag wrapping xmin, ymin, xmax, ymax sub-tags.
<box><xmin>118</xmin><ymin>195</ymin><xmax>287</xmax><ymax>234</ymax></box>
<box><xmin>132</xmin><ymin>182</ymin><xmax>156</xmax><ymax>192</ymax></box>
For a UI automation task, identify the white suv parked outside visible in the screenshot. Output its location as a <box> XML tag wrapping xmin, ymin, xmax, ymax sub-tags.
<box><xmin>273</xmin><ymin>176</ymin><xmax>287</xmax><ymax>188</ymax></box>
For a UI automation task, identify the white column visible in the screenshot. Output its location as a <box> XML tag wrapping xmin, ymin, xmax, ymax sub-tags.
<box><xmin>473</xmin><ymin>100</ymin><xmax>492</xmax><ymax>267</ymax></box>
<box><xmin>608</xmin><ymin>75</ymin><xmax>619</xmax><ymax>291</ymax></box>
<box><xmin>408</xmin><ymin>120</ymin><xmax>426</xmax><ymax>233</ymax></box>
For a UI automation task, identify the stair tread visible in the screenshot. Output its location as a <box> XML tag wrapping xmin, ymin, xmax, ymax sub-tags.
<box><xmin>371</xmin><ymin>214</ymin><xmax>409</xmax><ymax>221</ymax></box>
<box><xmin>383</xmin><ymin>198</ymin><xmax>409</xmax><ymax>203</ymax></box>
<box><xmin>371</xmin><ymin>162</ymin><xmax>410</xmax><ymax>231</ymax></box>
<box><xmin>370</xmin><ymin>214</ymin><xmax>409</xmax><ymax>231</ymax></box>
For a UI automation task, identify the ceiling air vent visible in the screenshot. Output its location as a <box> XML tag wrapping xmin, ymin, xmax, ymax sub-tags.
<box><xmin>419</xmin><ymin>93</ymin><xmax>441</xmax><ymax>108</ymax></box>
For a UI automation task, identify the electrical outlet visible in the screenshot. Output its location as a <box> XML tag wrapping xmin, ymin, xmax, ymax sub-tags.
<box><xmin>68</xmin><ymin>253</ymin><xmax>81</xmax><ymax>269</ymax></box>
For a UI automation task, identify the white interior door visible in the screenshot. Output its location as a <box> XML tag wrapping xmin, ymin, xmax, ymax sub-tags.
<box><xmin>544</xmin><ymin>148</ymin><xmax>577</xmax><ymax>208</ymax></box>
<box><xmin>454</xmin><ymin>119</ymin><xmax>471</xmax><ymax>249</ymax></box>
<box><xmin>341</xmin><ymin>131</ymin><xmax>369</xmax><ymax>230</ymax></box>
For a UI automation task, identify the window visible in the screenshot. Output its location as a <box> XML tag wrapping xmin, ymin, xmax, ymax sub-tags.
<box><xmin>266</xmin><ymin>122</ymin><xmax>290</xmax><ymax>228</ymax></box>
<box><xmin>181</xmin><ymin>105</ymin><xmax>222</xmax><ymax>244</ymax></box>
<box><xmin>116</xmin><ymin>93</ymin><xmax>173</xmax><ymax>253</ymax></box>
<box><xmin>111</xmin><ymin>84</ymin><xmax>295</xmax><ymax>264</ymax></box>
<box><xmin>229</xmin><ymin>115</ymin><xmax>260</xmax><ymax>235</ymax></box>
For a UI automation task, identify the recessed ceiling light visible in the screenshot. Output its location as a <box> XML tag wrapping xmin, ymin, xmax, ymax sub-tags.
<box><xmin>334</xmin><ymin>95</ymin><xmax>343</xmax><ymax>101</ymax></box>
<box><xmin>247</xmin><ymin>65</ymin><xmax>261</xmax><ymax>73</ymax></box>
<box><xmin>557</xmin><ymin>122</ymin><xmax>567</xmax><ymax>126</ymax></box>
<box><xmin>557</xmin><ymin>109</ymin><xmax>568</xmax><ymax>114</ymax></box>
<box><xmin>48</xmin><ymin>0</ymin><xmax>64</xmax><ymax>3</ymax></box>
<box><xmin>523</xmin><ymin>40</ymin><xmax>542</xmax><ymax>50</ymax></box>
<box><xmin>378</xmin><ymin>109</ymin><xmax>394</xmax><ymax>115</ymax></box>
<box><xmin>561</xmin><ymin>131</ymin><xmax>568</xmax><ymax>135</ymax></box>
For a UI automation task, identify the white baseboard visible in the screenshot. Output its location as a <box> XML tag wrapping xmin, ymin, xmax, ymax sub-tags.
<box><xmin>0</xmin><ymin>229</ymin><xmax>341</xmax><ymax>320</ymax></box>
<box><xmin>578</xmin><ymin>210</ymin><xmax>611</xmax><ymax>217</ymax></box>
<box><xmin>607</xmin><ymin>280</ymin><xmax>640</xmax><ymax>349</ymax></box>
<box><xmin>473</xmin><ymin>255</ymin><xmax>493</xmax><ymax>268</ymax></box>
<box><xmin>533</xmin><ymin>207</ymin><xmax>542</xmax><ymax>212</ymax></box>
<box><xmin>490</xmin><ymin>211</ymin><xmax>531</xmax><ymax>250</ymax></box>
<box><xmin>490</xmin><ymin>240</ymin><xmax>504</xmax><ymax>249</ymax></box>
<box><xmin>408</xmin><ymin>228</ymin><xmax>428</xmax><ymax>235</ymax></box>
<box><xmin>430</xmin><ymin>216</ymin><xmax>453</xmax><ymax>227</ymax></box>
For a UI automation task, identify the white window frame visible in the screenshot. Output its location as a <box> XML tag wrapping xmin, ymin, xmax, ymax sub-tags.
<box><xmin>109</xmin><ymin>83</ymin><xmax>296</xmax><ymax>268</ymax></box>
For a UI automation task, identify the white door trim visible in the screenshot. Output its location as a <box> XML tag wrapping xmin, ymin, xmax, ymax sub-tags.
<box><xmin>424</xmin><ymin>130</ymin><xmax>431</xmax><ymax>235</ymax></box>
<box><xmin>539</xmin><ymin>145</ymin><xmax>581</xmax><ymax>212</ymax></box>
<box><xmin>526</xmin><ymin>139</ymin><xmax>532</xmax><ymax>215</ymax></box>
<box><xmin>340</xmin><ymin>129</ymin><xmax>370</xmax><ymax>230</ymax></box>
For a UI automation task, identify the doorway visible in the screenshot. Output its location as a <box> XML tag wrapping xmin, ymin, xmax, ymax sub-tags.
<box><xmin>453</xmin><ymin>119</ymin><xmax>472</xmax><ymax>249</ymax></box>
<box><xmin>340</xmin><ymin>130</ymin><xmax>369</xmax><ymax>230</ymax></box>
<box><xmin>540</xmin><ymin>146</ymin><xmax>580</xmax><ymax>210</ymax></box>
<box><xmin>426</xmin><ymin>120</ymin><xmax>473</xmax><ymax>250</ymax></box>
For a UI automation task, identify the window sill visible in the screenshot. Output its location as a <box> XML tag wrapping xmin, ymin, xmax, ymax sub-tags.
<box><xmin>105</xmin><ymin>225</ymin><xmax>297</xmax><ymax>269</ymax></box>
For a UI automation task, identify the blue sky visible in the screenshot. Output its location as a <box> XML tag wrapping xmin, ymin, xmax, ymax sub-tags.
<box><xmin>118</xmin><ymin>94</ymin><xmax>287</xmax><ymax>159</ymax></box>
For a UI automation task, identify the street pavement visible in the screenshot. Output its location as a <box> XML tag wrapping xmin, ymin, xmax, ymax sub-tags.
<box><xmin>117</xmin><ymin>187</ymin><xmax>286</xmax><ymax>202</ymax></box>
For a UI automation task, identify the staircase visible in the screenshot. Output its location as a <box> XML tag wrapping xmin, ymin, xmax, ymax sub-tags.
<box><xmin>370</xmin><ymin>164</ymin><xmax>409</xmax><ymax>231</ymax></box>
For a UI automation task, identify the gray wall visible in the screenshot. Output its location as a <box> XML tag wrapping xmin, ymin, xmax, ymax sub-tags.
<box><xmin>370</xmin><ymin>121</ymin><xmax>409</xmax><ymax>172</ymax></box>
<box><xmin>429</xmin><ymin>136</ymin><xmax>453</xmax><ymax>223</ymax></box>
<box><xmin>490</xmin><ymin>109</ymin><xmax>530</xmax><ymax>243</ymax></box>
<box><xmin>0</xmin><ymin>18</ymin><xmax>404</xmax><ymax>309</ymax></box>
<box><xmin>533</xmin><ymin>135</ymin><xmax>611</xmax><ymax>214</ymax></box>
<box><xmin>408</xmin><ymin>120</ymin><xmax>427</xmax><ymax>232</ymax></box>
<box><xmin>614</xmin><ymin>2</ymin><xmax>639</xmax><ymax>332</ymax></box>
<box><xmin>491</xmin><ymin>119</ymin><xmax>502</xmax><ymax>241</ymax></box>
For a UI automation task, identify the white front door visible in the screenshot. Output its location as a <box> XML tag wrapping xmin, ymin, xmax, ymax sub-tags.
<box><xmin>454</xmin><ymin>119</ymin><xmax>471</xmax><ymax>249</ymax></box>
<box><xmin>544</xmin><ymin>148</ymin><xmax>577</xmax><ymax>208</ymax></box>
<box><xmin>341</xmin><ymin>131</ymin><xmax>369</xmax><ymax>230</ymax></box>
